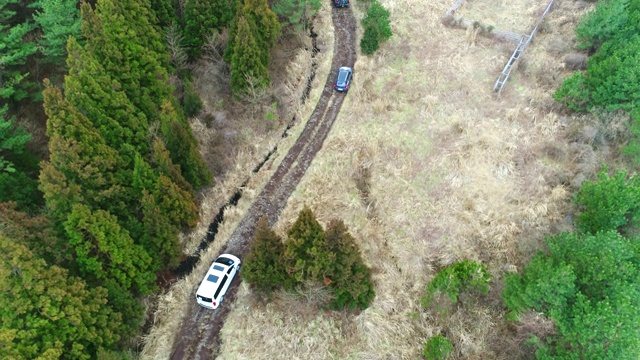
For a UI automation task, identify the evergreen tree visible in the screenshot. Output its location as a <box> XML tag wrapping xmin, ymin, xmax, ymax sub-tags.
<box><xmin>39</xmin><ymin>82</ymin><xmax>127</xmax><ymax>226</ymax></box>
<box><xmin>225</xmin><ymin>0</ymin><xmax>280</xmax><ymax>94</ymax></box>
<box><xmin>502</xmin><ymin>230</ymin><xmax>640</xmax><ymax>359</ymax></box>
<box><xmin>182</xmin><ymin>0</ymin><xmax>234</xmax><ymax>59</ymax></box>
<box><xmin>360</xmin><ymin>0</ymin><xmax>392</xmax><ymax>55</ymax></box>
<box><xmin>150</xmin><ymin>0</ymin><xmax>179</xmax><ymax>28</ymax></box>
<box><xmin>0</xmin><ymin>0</ymin><xmax>37</xmax><ymax>101</ymax></box>
<box><xmin>242</xmin><ymin>217</ymin><xmax>288</xmax><ymax>293</ymax></box>
<box><xmin>0</xmin><ymin>202</ymin><xmax>70</xmax><ymax>266</ymax></box>
<box><xmin>0</xmin><ymin>105</ymin><xmax>31</xmax><ymax>173</ymax></box>
<box><xmin>32</xmin><ymin>0</ymin><xmax>81</xmax><ymax>65</ymax></box>
<box><xmin>272</xmin><ymin>0</ymin><xmax>322</xmax><ymax>33</ymax></box>
<box><xmin>324</xmin><ymin>219</ymin><xmax>375</xmax><ymax>310</ymax></box>
<box><xmin>0</xmin><ymin>235</ymin><xmax>121</xmax><ymax>359</ymax></box>
<box><xmin>64</xmin><ymin>37</ymin><xmax>150</xmax><ymax>158</ymax></box>
<box><xmin>63</xmin><ymin>203</ymin><xmax>155</xmax><ymax>334</ymax></box>
<box><xmin>283</xmin><ymin>206</ymin><xmax>325</xmax><ymax>288</ymax></box>
<box><xmin>228</xmin><ymin>15</ymin><xmax>269</xmax><ymax>93</ymax></box>
<box><xmin>159</xmin><ymin>101</ymin><xmax>212</xmax><ymax>188</ymax></box>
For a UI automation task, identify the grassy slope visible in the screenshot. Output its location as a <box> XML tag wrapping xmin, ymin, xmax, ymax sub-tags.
<box><xmin>217</xmin><ymin>0</ymin><xmax>600</xmax><ymax>359</ymax></box>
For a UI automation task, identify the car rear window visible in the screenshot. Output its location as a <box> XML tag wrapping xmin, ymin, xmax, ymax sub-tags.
<box><xmin>338</xmin><ymin>71</ymin><xmax>348</xmax><ymax>83</ymax></box>
<box><xmin>207</xmin><ymin>274</ymin><xmax>219</xmax><ymax>283</ymax></box>
<box><xmin>213</xmin><ymin>265</ymin><xmax>225</xmax><ymax>272</ymax></box>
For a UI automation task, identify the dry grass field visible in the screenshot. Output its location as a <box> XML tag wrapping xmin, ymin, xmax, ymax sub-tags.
<box><xmin>142</xmin><ymin>0</ymin><xmax>622</xmax><ymax>358</ymax></box>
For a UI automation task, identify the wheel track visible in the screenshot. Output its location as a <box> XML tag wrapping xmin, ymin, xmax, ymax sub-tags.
<box><xmin>169</xmin><ymin>7</ymin><xmax>356</xmax><ymax>360</ymax></box>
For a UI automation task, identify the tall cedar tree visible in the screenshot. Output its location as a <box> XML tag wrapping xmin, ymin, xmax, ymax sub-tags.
<box><xmin>242</xmin><ymin>217</ymin><xmax>288</xmax><ymax>293</ymax></box>
<box><xmin>32</xmin><ymin>0</ymin><xmax>81</xmax><ymax>65</ymax></box>
<box><xmin>182</xmin><ymin>0</ymin><xmax>234</xmax><ymax>59</ymax></box>
<box><xmin>283</xmin><ymin>206</ymin><xmax>326</xmax><ymax>288</ymax></box>
<box><xmin>224</xmin><ymin>0</ymin><xmax>280</xmax><ymax>93</ymax></box>
<box><xmin>228</xmin><ymin>16</ymin><xmax>269</xmax><ymax>93</ymax></box>
<box><xmin>0</xmin><ymin>236</ymin><xmax>121</xmax><ymax>359</ymax></box>
<box><xmin>0</xmin><ymin>0</ymin><xmax>37</xmax><ymax>101</ymax></box>
<box><xmin>63</xmin><ymin>203</ymin><xmax>155</xmax><ymax>335</ymax></box>
<box><xmin>324</xmin><ymin>219</ymin><xmax>375</xmax><ymax>310</ymax></box>
<box><xmin>150</xmin><ymin>0</ymin><xmax>179</xmax><ymax>28</ymax></box>
<box><xmin>64</xmin><ymin>37</ymin><xmax>150</xmax><ymax>159</ymax></box>
<box><xmin>0</xmin><ymin>202</ymin><xmax>70</xmax><ymax>266</ymax></box>
<box><xmin>81</xmin><ymin>0</ymin><xmax>211</xmax><ymax>189</ymax></box>
<box><xmin>39</xmin><ymin>82</ymin><xmax>127</xmax><ymax>228</ymax></box>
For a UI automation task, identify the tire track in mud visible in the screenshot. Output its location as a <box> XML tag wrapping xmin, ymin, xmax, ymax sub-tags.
<box><xmin>170</xmin><ymin>7</ymin><xmax>356</xmax><ymax>360</ymax></box>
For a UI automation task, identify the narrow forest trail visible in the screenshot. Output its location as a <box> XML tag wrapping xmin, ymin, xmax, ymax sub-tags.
<box><xmin>169</xmin><ymin>7</ymin><xmax>357</xmax><ymax>359</ymax></box>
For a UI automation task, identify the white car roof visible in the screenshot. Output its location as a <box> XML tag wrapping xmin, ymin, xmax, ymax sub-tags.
<box><xmin>196</xmin><ymin>254</ymin><xmax>240</xmax><ymax>297</ymax></box>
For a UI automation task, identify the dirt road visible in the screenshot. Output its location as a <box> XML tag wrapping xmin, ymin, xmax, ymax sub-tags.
<box><xmin>169</xmin><ymin>7</ymin><xmax>357</xmax><ymax>360</ymax></box>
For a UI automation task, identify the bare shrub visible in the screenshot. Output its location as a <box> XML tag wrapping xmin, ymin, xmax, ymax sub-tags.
<box><xmin>166</xmin><ymin>23</ymin><xmax>190</xmax><ymax>75</ymax></box>
<box><xmin>563</xmin><ymin>53</ymin><xmax>588</xmax><ymax>70</ymax></box>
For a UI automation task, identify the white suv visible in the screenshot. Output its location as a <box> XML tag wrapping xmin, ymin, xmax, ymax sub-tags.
<box><xmin>195</xmin><ymin>254</ymin><xmax>241</xmax><ymax>309</ymax></box>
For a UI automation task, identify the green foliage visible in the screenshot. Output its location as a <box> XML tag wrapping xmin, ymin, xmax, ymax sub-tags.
<box><xmin>182</xmin><ymin>0</ymin><xmax>234</xmax><ymax>59</ymax></box>
<box><xmin>575</xmin><ymin>0</ymin><xmax>637</xmax><ymax>53</ymax></box>
<box><xmin>360</xmin><ymin>0</ymin><xmax>392</xmax><ymax>55</ymax></box>
<box><xmin>501</xmin><ymin>230</ymin><xmax>640</xmax><ymax>359</ymax></box>
<box><xmin>225</xmin><ymin>0</ymin><xmax>280</xmax><ymax>94</ymax></box>
<box><xmin>272</xmin><ymin>0</ymin><xmax>322</xmax><ymax>33</ymax></box>
<box><xmin>574</xmin><ymin>167</ymin><xmax>640</xmax><ymax>234</ymax></box>
<box><xmin>422</xmin><ymin>260</ymin><xmax>490</xmax><ymax>308</ymax></box>
<box><xmin>160</xmin><ymin>102</ymin><xmax>212</xmax><ymax>188</ymax></box>
<box><xmin>423</xmin><ymin>335</ymin><xmax>454</xmax><ymax>360</ymax></box>
<box><xmin>554</xmin><ymin>0</ymin><xmax>640</xmax><ymax>160</ymax></box>
<box><xmin>0</xmin><ymin>106</ymin><xmax>31</xmax><ymax>173</ymax></box>
<box><xmin>32</xmin><ymin>0</ymin><xmax>81</xmax><ymax>65</ymax></box>
<box><xmin>150</xmin><ymin>0</ymin><xmax>179</xmax><ymax>28</ymax></box>
<box><xmin>63</xmin><ymin>204</ymin><xmax>155</xmax><ymax>334</ymax></box>
<box><xmin>0</xmin><ymin>236</ymin><xmax>121</xmax><ymax>359</ymax></box>
<box><xmin>283</xmin><ymin>206</ymin><xmax>326</xmax><ymax>287</ymax></box>
<box><xmin>242</xmin><ymin>217</ymin><xmax>288</xmax><ymax>293</ymax></box>
<box><xmin>0</xmin><ymin>0</ymin><xmax>38</xmax><ymax>101</ymax></box>
<box><xmin>182</xmin><ymin>79</ymin><xmax>204</xmax><ymax>117</ymax></box>
<box><xmin>324</xmin><ymin>219</ymin><xmax>375</xmax><ymax>310</ymax></box>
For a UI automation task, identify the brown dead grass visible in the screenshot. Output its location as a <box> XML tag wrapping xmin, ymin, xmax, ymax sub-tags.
<box><xmin>214</xmin><ymin>0</ymin><xmax>602</xmax><ymax>359</ymax></box>
<box><xmin>143</xmin><ymin>0</ymin><xmax>616</xmax><ymax>358</ymax></box>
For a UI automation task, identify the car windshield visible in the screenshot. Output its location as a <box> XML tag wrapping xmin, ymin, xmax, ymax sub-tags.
<box><xmin>213</xmin><ymin>265</ymin><xmax>225</xmax><ymax>272</ymax></box>
<box><xmin>207</xmin><ymin>274</ymin><xmax>220</xmax><ymax>283</ymax></box>
<box><xmin>215</xmin><ymin>257</ymin><xmax>234</xmax><ymax>266</ymax></box>
<box><xmin>337</xmin><ymin>70</ymin><xmax>348</xmax><ymax>83</ymax></box>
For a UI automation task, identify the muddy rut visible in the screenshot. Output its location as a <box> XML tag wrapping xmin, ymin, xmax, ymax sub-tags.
<box><xmin>169</xmin><ymin>7</ymin><xmax>357</xmax><ymax>360</ymax></box>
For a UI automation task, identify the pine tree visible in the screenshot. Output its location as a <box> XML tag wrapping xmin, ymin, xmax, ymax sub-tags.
<box><xmin>0</xmin><ymin>235</ymin><xmax>121</xmax><ymax>359</ymax></box>
<box><xmin>159</xmin><ymin>101</ymin><xmax>212</xmax><ymax>188</ymax></box>
<box><xmin>0</xmin><ymin>105</ymin><xmax>31</xmax><ymax>173</ymax></box>
<box><xmin>225</xmin><ymin>0</ymin><xmax>280</xmax><ymax>93</ymax></box>
<box><xmin>32</xmin><ymin>0</ymin><xmax>81</xmax><ymax>65</ymax></box>
<box><xmin>150</xmin><ymin>0</ymin><xmax>179</xmax><ymax>28</ymax></box>
<box><xmin>360</xmin><ymin>0</ymin><xmax>392</xmax><ymax>55</ymax></box>
<box><xmin>0</xmin><ymin>0</ymin><xmax>38</xmax><ymax>101</ymax></box>
<box><xmin>283</xmin><ymin>206</ymin><xmax>326</xmax><ymax>287</ymax></box>
<box><xmin>182</xmin><ymin>0</ymin><xmax>234</xmax><ymax>59</ymax></box>
<box><xmin>229</xmin><ymin>15</ymin><xmax>269</xmax><ymax>93</ymax></box>
<box><xmin>324</xmin><ymin>219</ymin><xmax>375</xmax><ymax>310</ymax></box>
<box><xmin>64</xmin><ymin>37</ymin><xmax>150</xmax><ymax>158</ymax></box>
<box><xmin>39</xmin><ymin>82</ymin><xmax>127</xmax><ymax>226</ymax></box>
<box><xmin>242</xmin><ymin>217</ymin><xmax>288</xmax><ymax>293</ymax></box>
<box><xmin>63</xmin><ymin>203</ymin><xmax>155</xmax><ymax>334</ymax></box>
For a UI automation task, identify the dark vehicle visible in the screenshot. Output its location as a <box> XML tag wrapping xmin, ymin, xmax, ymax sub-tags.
<box><xmin>334</xmin><ymin>67</ymin><xmax>353</xmax><ymax>92</ymax></box>
<box><xmin>334</xmin><ymin>0</ymin><xmax>350</xmax><ymax>7</ymax></box>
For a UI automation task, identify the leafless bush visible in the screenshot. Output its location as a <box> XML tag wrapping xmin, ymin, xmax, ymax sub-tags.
<box><xmin>165</xmin><ymin>23</ymin><xmax>190</xmax><ymax>75</ymax></box>
<box><xmin>563</xmin><ymin>53</ymin><xmax>587</xmax><ymax>70</ymax></box>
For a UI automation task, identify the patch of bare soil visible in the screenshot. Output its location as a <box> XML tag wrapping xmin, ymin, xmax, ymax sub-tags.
<box><xmin>169</xmin><ymin>8</ymin><xmax>357</xmax><ymax>359</ymax></box>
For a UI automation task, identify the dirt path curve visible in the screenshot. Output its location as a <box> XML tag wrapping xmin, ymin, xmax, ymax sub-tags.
<box><xmin>169</xmin><ymin>7</ymin><xmax>356</xmax><ymax>360</ymax></box>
